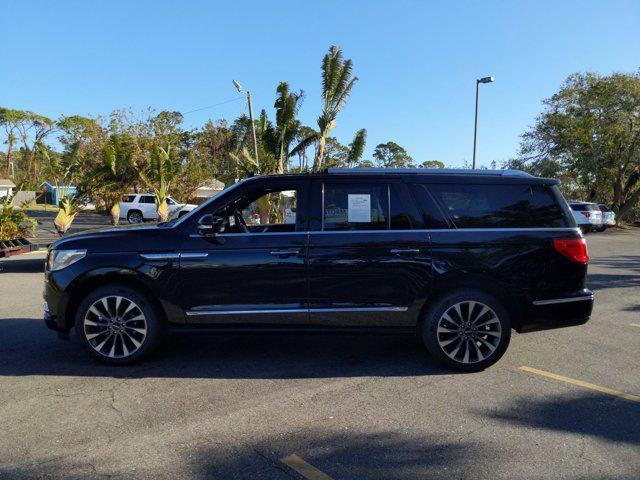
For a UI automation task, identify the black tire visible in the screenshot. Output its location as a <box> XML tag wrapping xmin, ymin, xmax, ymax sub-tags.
<box><xmin>579</xmin><ymin>225</ymin><xmax>590</xmax><ymax>235</ymax></box>
<box><xmin>74</xmin><ymin>284</ymin><xmax>166</xmax><ymax>365</ymax></box>
<box><xmin>127</xmin><ymin>210</ymin><xmax>144</xmax><ymax>224</ymax></box>
<box><xmin>420</xmin><ymin>289</ymin><xmax>511</xmax><ymax>372</ymax></box>
<box><xmin>594</xmin><ymin>225</ymin><xmax>606</xmax><ymax>232</ymax></box>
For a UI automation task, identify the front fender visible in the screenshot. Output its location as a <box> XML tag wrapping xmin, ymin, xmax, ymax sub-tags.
<box><xmin>59</xmin><ymin>253</ymin><xmax>184</xmax><ymax>329</ymax></box>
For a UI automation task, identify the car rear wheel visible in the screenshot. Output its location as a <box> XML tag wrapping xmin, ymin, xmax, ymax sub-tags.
<box><xmin>420</xmin><ymin>289</ymin><xmax>511</xmax><ymax>372</ymax></box>
<box><xmin>75</xmin><ymin>285</ymin><xmax>165</xmax><ymax>364</ymax></box>
<box><xmin>127</xmin><ymin>210</ymin><xmax>143</xmax><ymax>224</ymax></box>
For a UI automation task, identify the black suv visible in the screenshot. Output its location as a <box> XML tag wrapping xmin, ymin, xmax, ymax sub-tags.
<box><xmin>44</xmin><ymin>169</ymin><xmax>593</xmax><ymax>371</ymax></box>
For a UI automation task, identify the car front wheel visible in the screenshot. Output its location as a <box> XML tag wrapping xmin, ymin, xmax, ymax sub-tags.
<box><xmin>75</xmin><ymin>284</ymin><xmax>165</xmax><ymax>364</ymax></box>
<box><xmin>420</xmin><ymin>289</ymin><xmax>511</xmax><ymax>372</ymax></box>
<box><xmin>127</xmin><ymin>211</ymin><xmax>143</xmax><ymax>224</ymax></box>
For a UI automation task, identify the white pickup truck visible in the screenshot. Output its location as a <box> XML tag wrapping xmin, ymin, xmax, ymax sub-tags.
<box><xmin>119</xmin><ymin>194</ymin><xmax>197</xmax><ymax>224</ymax></box>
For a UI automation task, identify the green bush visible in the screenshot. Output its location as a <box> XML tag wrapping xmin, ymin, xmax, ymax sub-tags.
<box><xmin>0</xmin><ymin>193</ymin><xmax>37</xmax><ymax>242</ymax></box>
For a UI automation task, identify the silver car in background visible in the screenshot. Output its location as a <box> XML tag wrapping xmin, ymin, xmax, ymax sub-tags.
<box><xmin>568</xmin><ymin>201</ymin><xmax>603</xmax><ymax>234</ymax></box>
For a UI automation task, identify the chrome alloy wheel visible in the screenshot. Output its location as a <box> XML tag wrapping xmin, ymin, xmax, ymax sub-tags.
<box><xmin>436</xmin><ymin>301</ymin><xmax>502</xmax><ymax>364</ymax></box>
<box><xmin>83</xmin><ymin>296</ymin><xmax>147</xmax><ymax>359</ymax></box>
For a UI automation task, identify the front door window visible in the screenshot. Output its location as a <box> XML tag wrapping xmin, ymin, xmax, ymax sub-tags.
<box><xmin>221</xmin><ymin>189</ymin><xmax>299</xmax><ymax>234</ymax></box>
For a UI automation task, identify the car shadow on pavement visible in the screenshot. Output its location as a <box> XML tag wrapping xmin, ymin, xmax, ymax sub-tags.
<box><xmin>0</xmin><ymin>318</ymin><xmax>458</xmax><ymax>379</ymax></box>
<box><xmin>477</xmin><ymin>391</ymin><xmax>640</xmax><ymax>446</ymax></box>
<box><xmin>0</xmin><ymin>256</ymin><xmax>46</xmax><ymax>274</ymax></box>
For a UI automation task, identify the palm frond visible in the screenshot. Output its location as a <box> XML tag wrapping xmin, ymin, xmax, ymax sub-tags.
<box><xmin>347</xmin><ymin>129</ymin><xmax>367</xmax><ymax>166</ymax></box>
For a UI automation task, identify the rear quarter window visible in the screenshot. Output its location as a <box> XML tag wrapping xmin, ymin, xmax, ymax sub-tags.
<box><xmin>121</xmin><ymin>195</ymin><xmax>136</xmax><ymax>203</ymax></box>
<box><xmin>427</xmin><ymin>183</ymin><xmax>569</xmax><ymax>228</ymax></box>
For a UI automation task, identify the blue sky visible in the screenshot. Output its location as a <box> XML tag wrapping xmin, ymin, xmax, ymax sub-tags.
<box><xmin>2</xmin><ymin>0</ymin><xmax>639</xmax><ymax>167</ymax></box>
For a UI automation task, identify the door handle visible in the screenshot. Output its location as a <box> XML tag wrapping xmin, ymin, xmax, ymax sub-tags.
<box><xmin>390</xmin><ymin>248</ymin><xmax>420</xmax><ymax>255</ymax></box>
<box><xmin>270</xmin><ymin>249</ymin><xmax>301</xmax><ymax>257</ymax></box>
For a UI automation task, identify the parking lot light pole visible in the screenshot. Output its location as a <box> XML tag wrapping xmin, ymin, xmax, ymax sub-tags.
<box><xmin>472</xmin><ymin>76</ymin><xmax>495</xmax><ymax>169</ymax></box>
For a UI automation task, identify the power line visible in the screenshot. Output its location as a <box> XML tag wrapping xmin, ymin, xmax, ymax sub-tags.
<box><xmin>182</xmin><ymin>96</ymin><xmax>245</xmax><ymax>115</ymax></box>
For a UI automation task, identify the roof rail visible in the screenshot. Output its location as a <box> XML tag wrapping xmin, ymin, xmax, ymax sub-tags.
<box><xmin>324</xmin><ymin>168</ymin><xmax>532</xmax><ymax>177</ymax></box>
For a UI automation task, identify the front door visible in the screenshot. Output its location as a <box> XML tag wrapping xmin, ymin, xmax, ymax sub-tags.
<box><xmin>307</xmin><ymin>178</ymin><xmax>432</xmax><ymax>327</ymax></box>
<box><xmin>179</xmin><ymin>180</ymin><xmax>310</xmax><ymax>325</ymax></box>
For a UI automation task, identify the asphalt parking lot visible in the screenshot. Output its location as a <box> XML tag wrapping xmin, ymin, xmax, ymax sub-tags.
<box><xmin>0</xmin><ymin>229</ymin><xmax>638</xmax><ymax>479</ymax></box>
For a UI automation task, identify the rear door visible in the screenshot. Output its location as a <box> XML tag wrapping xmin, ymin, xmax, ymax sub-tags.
<box><xmin>420</xmin><ymin>180</ymin><xmax>585</xmax><ymax>309</ymax></box>
<box><xmin>139</xmin><ymin>195</ymin><xmax>157</xmax><ymax>219</ymax></box>
<box><xmin>307</xmin><ymin>177</ymin><xmax>432</xmax><ymax>327</ymax></box>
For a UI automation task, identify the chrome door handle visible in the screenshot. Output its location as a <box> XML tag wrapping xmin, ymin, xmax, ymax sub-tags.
<box><xmin>390</xmin><ymin>248</ymin><xmax>420</xmax><ymax>255</ymax></box>
<box><xmin>270</xmin><ymin>249</ymin><xmax>300</xmax><ymax>257</ymax></box>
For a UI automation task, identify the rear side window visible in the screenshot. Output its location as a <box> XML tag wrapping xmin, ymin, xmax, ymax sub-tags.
<box><xmin>428</xmin><ymin>183</ymin><xmax>568</xmax><ymax>228</ymax></box>
<box><xmin>408</xmin><ymin>184</ymin><xmax>449</xmax><ymax>229</ymax></box>
<box><xmin>121</xmin><ymin>195</ymin><xmax>136</xmax><ymax>203</ymax></box>
<box><xmin>140</xmin><ymin>196</ymin><xmax>155</xmax><ymax>204</ymax></box>
<box><xmin>323</xmin><ymin>183</ymin><xmax>388</xmax><ymax>231</ymax></box>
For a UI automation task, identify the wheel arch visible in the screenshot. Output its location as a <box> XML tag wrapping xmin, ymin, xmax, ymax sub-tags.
<box><xmin>65</xmin><ymin>270</ymin><xmax>169</xmax><ymax>331</ymax></box>
<box><xmin>417</xmin><ymin>272</ymin><xmax>524</xmax><ymax>331</ymax></box>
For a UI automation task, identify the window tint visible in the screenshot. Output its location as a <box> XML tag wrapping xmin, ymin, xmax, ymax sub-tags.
<box><xmin>389</xmin><ymin>186</ymin><xmax>414</xmax><ymax>230</ymax></box>
<box><xmin>409</xmin><ymin>184</ymin><xmax>449</xmax><ymax>229</ymax></box>
<box><xmin>140</xmin><ymin>196</ymin><xmax>155</xmax><ymax>204</ymax></box>
<box><xmin>428</xmin><ymin>183</ymin><xmax>568</xmax><ymax>228</ymax></box>
<box><xmin>570</xmin><ymin>203</ymin><xmax>598</xmax><ymax>212</ymax></box>
<box><xmin>121</xmin><ymin>195</ymin><xmax>136</xmax><ymax>203</ymax></box>
<box><xmin>323</xmin><ymin>184</ymin><xmax>388</xmax><ymax>231</ymax></box>
<box><xmin>166</xmin><ymin>198</ymin><xmax>176</xmax><ymax>205</ymax></box>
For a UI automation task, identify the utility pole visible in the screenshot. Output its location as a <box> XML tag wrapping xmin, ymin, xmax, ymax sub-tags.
<box><xmin>233</xmin><ymin>80</ymin><xmax>259</xmax><ymax>163</ymax></box>
<box><xmin>246</xmin><ymin>90</ymin><xmax>259</xmax><ymax>163</ymax></box>
<box><xmin>472</xmin><ymin>76</ymin><xmax>495</xmax><ymax>169</ymax></box>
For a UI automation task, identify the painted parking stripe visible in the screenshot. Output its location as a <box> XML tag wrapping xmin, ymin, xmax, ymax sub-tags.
<box><xmin>281</xmin><ymin>454</ymin><xmax>333</xmax><ymax>480</ymax></box>
<box><xmin>630</xmin><ymin>323</ymin><xmax>640</xmax><ymax>328</ymax></box>
<box><xmin>520</xmin><ymin>366</ymin><xmax>640</xmax><ymax>403</ymax></box>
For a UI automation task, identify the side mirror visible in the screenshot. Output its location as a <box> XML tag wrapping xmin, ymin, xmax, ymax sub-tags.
<box><xmin>197</xmin><ymin>214</ymin><xmax>227</xmax><ymax>236</ymax></box>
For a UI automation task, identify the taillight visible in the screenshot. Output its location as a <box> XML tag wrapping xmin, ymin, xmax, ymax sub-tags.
<box><xmin>553</xmin><ymin>238</ymin><xmax>589</xmax><ymax>263</ymax></box>
<box><xmin>580</xmin><ymin>212</ymin><xmax>590</xmax><ymax>218</ymax></box>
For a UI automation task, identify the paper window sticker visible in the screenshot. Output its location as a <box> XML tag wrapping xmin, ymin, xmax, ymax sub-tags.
<box><xmin>348</xmin><ymin>194</ymin><xmax>371</xmax><ymax>223</ymax></box>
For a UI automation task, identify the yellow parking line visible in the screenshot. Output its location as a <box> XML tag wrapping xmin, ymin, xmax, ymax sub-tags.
<box><xmin>520</xmin><ymin>366</ymin><xmax>640</xmax><ymax>403</ymax></box>
<box><xmin>281</xmin><ymin>454</ymin><xmax>333</xmax><ymax>480</ymax></box>
<box><xmin>630</xmin><ymin>323</ymin><xmax>640</xmax><ymax>328</ymax></box>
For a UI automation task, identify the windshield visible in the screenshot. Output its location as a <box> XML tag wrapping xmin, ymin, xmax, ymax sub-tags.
<box><xmin>171</xmin><ymin>178</ymin><xmax>252</xmax><ymax>228</ymax></box>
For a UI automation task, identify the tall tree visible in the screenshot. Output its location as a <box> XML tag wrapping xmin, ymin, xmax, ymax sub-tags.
<box><xmin>372</xmin><ymin>141</ymin><xmax>414</xmax><ymax>168</ymax></box>
<box><xmin>0</xmin><ymin>108</ymin><xmax>56</xmax><ymax>186</ymax></box>
<box><xmin>509</xmin><ymin>72</ymin><xmax>640</xmax><ymax>219</ymax></box>
<box><xmin>313</xmin><ymin>46</ymin><xmax>359</xmax><ymax>172</ymax></box>
<box><xmin>135</xmin><ymin>144</ymin><xmax>179</xmax><ymax>222</ymax></box>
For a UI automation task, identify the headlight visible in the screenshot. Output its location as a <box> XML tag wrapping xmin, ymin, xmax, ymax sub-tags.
<box><xmin>47</xmin><ymin>249</ymin><xmax>87</xmax><ymax>272</ymax></box>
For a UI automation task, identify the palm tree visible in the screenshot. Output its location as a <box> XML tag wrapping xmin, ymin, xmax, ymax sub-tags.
<box><xmin>346</xmin><ymin>129</ymin><xmax>367</xmax><ymax>167</ymax></box>
<box><xmin>135</xmin><ymin>144</ymin><xmax>178</xmax><ymax>222</ymax></box>
<box><xmin>40</xmin><ymin>146</ymin><xmax>90</xmax><ymax>236</ymax></box>
<box><xmin>273</xmin><ymin>82</ymin><xmax>306</xmax><ymax>173</ymax></box>
<box><xmin>96</xmin><ymin>138</ymin><xmax>134</xmax><ymax>225</ymax></box>
<box><xmin>313</xmin><ymin>46</ymin><xmax>359</xmax><ymax>172</ymax></box>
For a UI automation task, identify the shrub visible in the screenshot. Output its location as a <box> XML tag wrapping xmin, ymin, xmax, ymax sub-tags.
<box><xmin>0</xmin><ymin>193</ymin><xmax>37</xmax><ymax>242</ymax></box>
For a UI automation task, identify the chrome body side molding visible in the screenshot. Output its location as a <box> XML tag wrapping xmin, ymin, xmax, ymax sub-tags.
<box><xmin>533</xmin><ymin>294</ymin><xmax>594</xmax><ymax>306</ymax></box>
<box><xmin>186</xmin><ymin>306</ymin><xmax>408</xmax><ymax>317</ymax></box>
